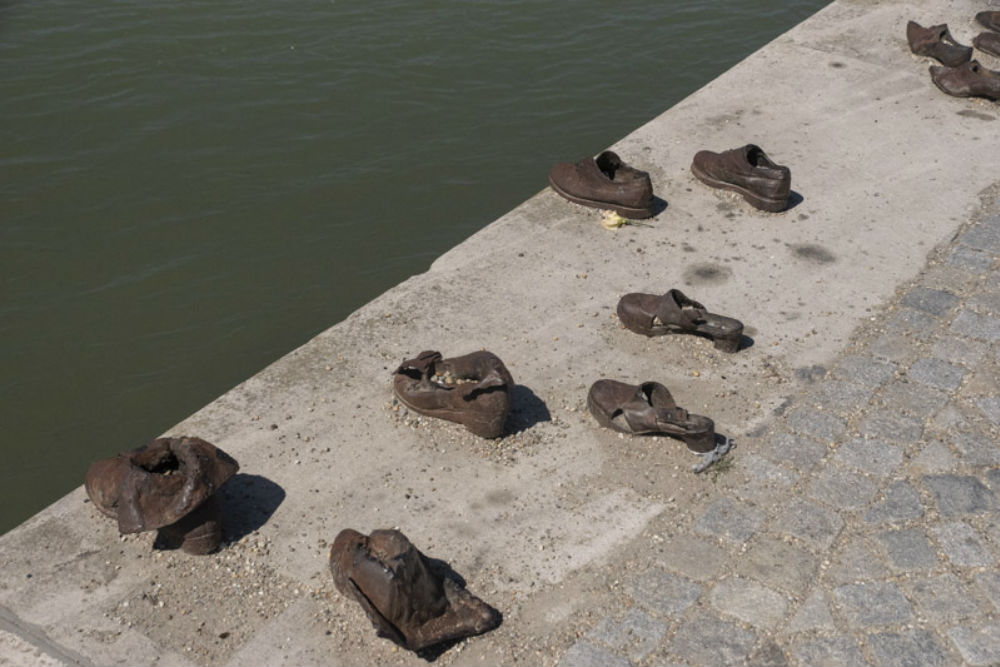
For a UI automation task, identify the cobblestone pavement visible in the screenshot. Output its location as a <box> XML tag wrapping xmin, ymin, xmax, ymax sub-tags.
<box><xmin>556</xmin><ymin>199</ymin><xmax>1000</xmax><ymax>666</ymax></box>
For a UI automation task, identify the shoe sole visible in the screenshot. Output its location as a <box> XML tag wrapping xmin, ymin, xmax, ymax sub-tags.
<box><xmin>548</xmin><ymin>176</ymin><xmax>654</xmax><ymax>219</ymax></box>
<box><xmin>690</xmin><ymin>162</ymin><xmax>788</xmax><ymax>213</ymax></box>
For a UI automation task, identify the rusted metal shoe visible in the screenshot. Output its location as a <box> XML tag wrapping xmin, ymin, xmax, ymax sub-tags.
<box><xmin>329</xmin><ymin>528</ymin><xmax>501</xmax><ymax>653</ymax></box>
<box><xmin>617</xmin><ymin>288</ymin><xmax>744</xmax><ymax>353</ymax></box>
<box><xmin>976</xmin><ymin>11</ymin><xmax>1000</xmax><ymax>33</ymax></box>
<box><xmin>973</xmin><ymin>32</ymin><xmax>1000</xmax><ymax>58</ymax></box>
<box><xmin>84</xmin><ymin>436</ymin><xmax>239</xmax><ymax>554</ymax></box>
<box><xmin>587</xmin><ymin>379</ymin><xmax>715</xmax><ymax>452</ymax></box>
<box><xmin>929</xmin><ymin>60</ymin><xmax>1000</xmax><ymax>101</ymax></box>
<box><xmin>548</xmin><ymin>150</ymin><xmax>654</xmax><ymax>219</ymax></box>
<box><xmin>690</xmin><ymin>144</ymin><xmax>791</xmax><ymax>212</ymax></box>
<box><xmin>393</xmin><ymin>350</ymin><xmax>513</xmax><ymax>438</ymax></box>
<box><xmin>906</xmin><ymin>21</ymin><xmax>973</xmax><ymax>66</ymax></box>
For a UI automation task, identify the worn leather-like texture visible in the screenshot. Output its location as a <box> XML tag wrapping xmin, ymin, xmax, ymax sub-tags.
<box><xmin>329</xmin><ymin>529</ymin><xmax>501</xmax><ymax>652</ymax></box>
<box><xmin>393</xmin><ymin>350</ymin><xmax>513</xmax><ymax>438</ymax></box>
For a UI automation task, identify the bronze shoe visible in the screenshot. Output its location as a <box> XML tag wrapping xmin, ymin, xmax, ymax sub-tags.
<box><xmin>617</xmin><ymin>288</ymin><xmax>744</xmax><ymax>353</ymax></box>
<box><xmin>329</xmin><ymin>529</ymin><xmax>501</xmax><ymax>653</ymax></box>
<box><xmin>973</xmin><ymin>32</ymin><xmax>1000</xmax><ymax>58</ymax></box>
<box><xmin>84</xmin><ymin>436</ymin><xmax>239</xmax><ymax>554</ymax></box>
<box><xmin>976</xmin><ymin>11</ymin><xmax>1000</xmax><ymax>33</ymax></box>
<box><xmin>393</xmin><ymin>350</ymin><xmax>513</xmax><ymax>438</ymax></box>
<box><xmin>906</xmin><ymin>21</ymin><xmax>973</xmax><ymax>66</ymax></box>
<box><xmin>691</xmin><ymin>144</ymin><xmax>791</xmax><ymax>212</ymax></box>
<box><xmin>587</xmin><ymin>379</ymin><xmax>715</xmax><ymax>452</ymax></box>
<box><xmin>548</xmin><ymin>150</ymin><xmax>654</xmax><ymax>219</ymax></box>
<box><xmin>929</xmin><ymin>60</ymin><xmax>1000</xmax><ymax>101</ymax></box>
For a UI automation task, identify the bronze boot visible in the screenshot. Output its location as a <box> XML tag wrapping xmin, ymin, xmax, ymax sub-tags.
<box><xmin>329</xmin><ymin>529</ymin><xmax>501</xmax><ymax>652</ymax></box>
<box><xmin>85</xmin><ymin>436</ymin><xmax>239</xmax><ymax>554</ymax></box>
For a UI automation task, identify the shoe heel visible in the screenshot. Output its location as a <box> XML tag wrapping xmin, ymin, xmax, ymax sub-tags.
<box><xmin>713</xmin><ymin>334</ymin><xmax>741</xmax><ymax>354</ymax></box>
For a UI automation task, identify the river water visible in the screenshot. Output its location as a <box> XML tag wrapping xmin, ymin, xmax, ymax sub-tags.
<box><xmin>1</xmin><ymin>0</ymin><xmax>830</xmax><ymax>534</ymax></box>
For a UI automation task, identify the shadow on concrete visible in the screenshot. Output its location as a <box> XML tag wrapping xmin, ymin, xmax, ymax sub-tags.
<box><xmin>217</xmin><ymin>473</ymin><xmax>286</xmax><ymax>543</ymax></box>
<box><xmin>737</xmin><ymin>333</ymin><xmax>755</xmax><ymax>352</ymax></box>
<box><xmin>786</xmin><ymin>190</ymin><xmax>804</xmax><ymax>210</ymax></box>
<box><xmin>651</xmin><ymin>196</ymin><xmax>668</xmax><ymax>217</ymax></box>
<box><xmin>505</xmin><ymin>384</ymin><xmax>551</xmax><ymax>434</ymax></box>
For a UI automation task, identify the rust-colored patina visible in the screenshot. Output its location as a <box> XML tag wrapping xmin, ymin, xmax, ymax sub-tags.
<box><xmin>906</xmin><ymin>21</ymin><xmax>973</xmax><ymax>67</ymax></box>
<box><xmin>617</xmin><ymin>288</ymin><xmax>744</xmax><ymax>353</ymax></box>
<box><xmin>691</xmin><ymin>144</ymin><xmax>791</xmax><ymax>212</ymax></box>
<box><xmin>329</xmin><ymin>528</ymin><xmax>501</xmax><ymax>653</ymax></box>
<box><xmin>84</xmin><ymin>436</ymin><xmax>238</xmax><ymax>555</ymax></box>
<box><xmin>548</xmin><ymin>150</ymin><xmax>654</xmax><ymax>219</ymax></box>
<box><xmin>587</xmin><ymin>379</ymin><xmax>716</xmax><ymax>452</ymax></box>
<box><xmin>393</xmin><ymin>350</ymin><xmax>513</xmax><ymax>438</ymax></box>
<box><xmin>930</xmin><ymin>60</ymin><xmax>1000</xmax><ymax>101</ymax></box>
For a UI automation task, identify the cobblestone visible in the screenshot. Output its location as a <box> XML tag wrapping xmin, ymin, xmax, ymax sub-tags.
<box><xmin>737</xmin><ymin>536</ymin><xmax>817</xmax><ymax>595</ymax></box>
<box><xmin>957</xmin><ymin>217</ymin><xmax>1000</xmax><ymax>252</ymax></box>
<box><xmin>587</xmin><ymin>609</ymin><xmax>666</xmax><ymax>661</ymax></box>
<box><xmin>833</xmin><ymin>581</ymin><xmax>913</xmax><ymax>627</ymax></box>
<box><xmin>945</xmin><ymin>245</ymin><xmax>994</xmax><ymax>271</ymax></box>
<box><xmin>757</xmin><ymin>431</ymin><xmax>829</xmax><ymax>471</ymax></box>
<box><xmin>788</xmin><ymin>636</ymin><xmax>867</xmax><ymax>667</ymax></box>
<box><xmin>922</xmin><ymin>474</ymin><xmax>997</xmax><ymax>516</ymax></box>
<box><xmin>709</xmin><ymin>577</ymin><xmax>787</xmax><ymax>629</ymax></box>
<box><xmin>693</xmin><ymin>497</ymin><xmax>764</xmax><ymax>543</ymax></box>
<box><xmin>557</xmin><ymin>641</ymin><xmax>633</xmax><ymax>667</ymax></box>
<box><xmin>774</xmin><ymin>500</ymin><xmax>844</xmax><ymax>550</ymax></box>
<box><xmin>905</xmin><ymin>573</ymin><xmax>980</xmax><ymax>622</ymax></box>
<box><xmin>977</xmin><ymin>395</ymin><xmax>1000</xmax><ymax>427</ymax></box>
<box><xmin>884</xmin><ymin>307</ymin><xmax>939</xmax><ymax>341</ymax></box>
<box><xmin>655</xmin><ymin>534</ymin><xmax>727</xmax><ymax>581</ymax></box>
<box><xmin>834</xmin><ymin>356</ymin><xmax>898</xmax><ymax>387</ymax></box>
<box><xmin>930</xmin><ymin>336</ymin><xmax>989</xmax><ymax>368</ymax></box>
<box><xmin>668</xmin><ymin>613</ymin><xmax>757</xmax><ymax>666</ymax></box>
<box><xmin>877</xmin><ymin>528</ymin><xmax>937</xmax><ymax>570</ymax></box>
<box><xmin>947</xmin><ymin>625</ymin><xmax>1000</xmax><ymax>666</ymax></box>
<box><xmin>857</xmin><ymin>410</ymin><xmax>925</xmax><ymax>444</ymax></box>
<box><xmin>866</xmin><ymin>629</ymin><xmax>950</xmax><ymax>667</ymax></box>
<box><xmin>908</xmin><ymin>358</ymin><xmax>967</xmax><ymax>391</ymax></box>
<box><xmin>626</xmin><ymin>568</ymin><xmax>702</xmax><ymax>617</ymax></box>
<box><xmin>951</xmin><ymin>432</ymin><xmax>1000</xmax><ymax>466</ymax></box>
<box><xmin>807</xmin><ymin>465</ymin><xmax>879</xmax><ymax>510</ymax></box>
<box><xmin>787</xmin><ymin>407</ymin><xmax>847</xmax><ymax>442</ymax></box>
<box><xmin>878</xmin><ymin>381</ymin><xmax>948</xmax><ymax>416</ymax></box>
<box><xmin>786</xmin><ymin>589</ymin><xmax>835</xmax><ymax>632</ymax></box>
<box><xmin>973</xmin><ymin>572</ymin><xmax>1000</xmax><ymax>613</ymax></box>
<box><xmin>950</xmin><ymin>309</ymin><xmax>1000</xmax><ymax>342</ymax></box>
<box><xmin>901</xmin><ymin>287</ymin><xmax>959</xmax><ymax>316</ymax></box>
<box><xmin>832</xmin><ymin>438</ymin><xmax>903</xmax><ymax>477</ymax></box>
<box><xmin>864</xmin><ymin>481</ymin><xmax>924</xmax><ymax>524</ymax></box>
<box><xmin>932</xmin><ymin>522</ymin><xmax>994</xmax><ymax>567</ymax></box>
<box><xmin>824</xmin><ymin>536</ymin><xmax>889</xmax><ymax>584</ymax></box>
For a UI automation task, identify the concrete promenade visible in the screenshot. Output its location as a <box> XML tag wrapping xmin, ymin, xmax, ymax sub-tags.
<box><xmin>2</xmin><ymin>0</ymin><xmax>1000</xmax><ymax>665</ymax></box>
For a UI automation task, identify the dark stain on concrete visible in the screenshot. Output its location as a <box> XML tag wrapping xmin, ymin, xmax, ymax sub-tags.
<box><xmin>957</xmin><ymin>110</ymin><xmax>996</xmax><ymax>121</ymax></box>
<box><xmin>829</xmin><ymin>61</ymin><xmax>846</xmax><ymax>68</ymax></box>
<box><xmin>485</xmin><ymin>489</ymin><xmax>515</xmax><ymax>506</ymax></box>
<box><xmin>683</xmin><ymin>263</ymin><xmax>733</xmax><ymax>286</ymax></box>
<box><xmin>790</xmin><ymin>243</ymin><xmax>836</xmax><ymax>264</ymax></box>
